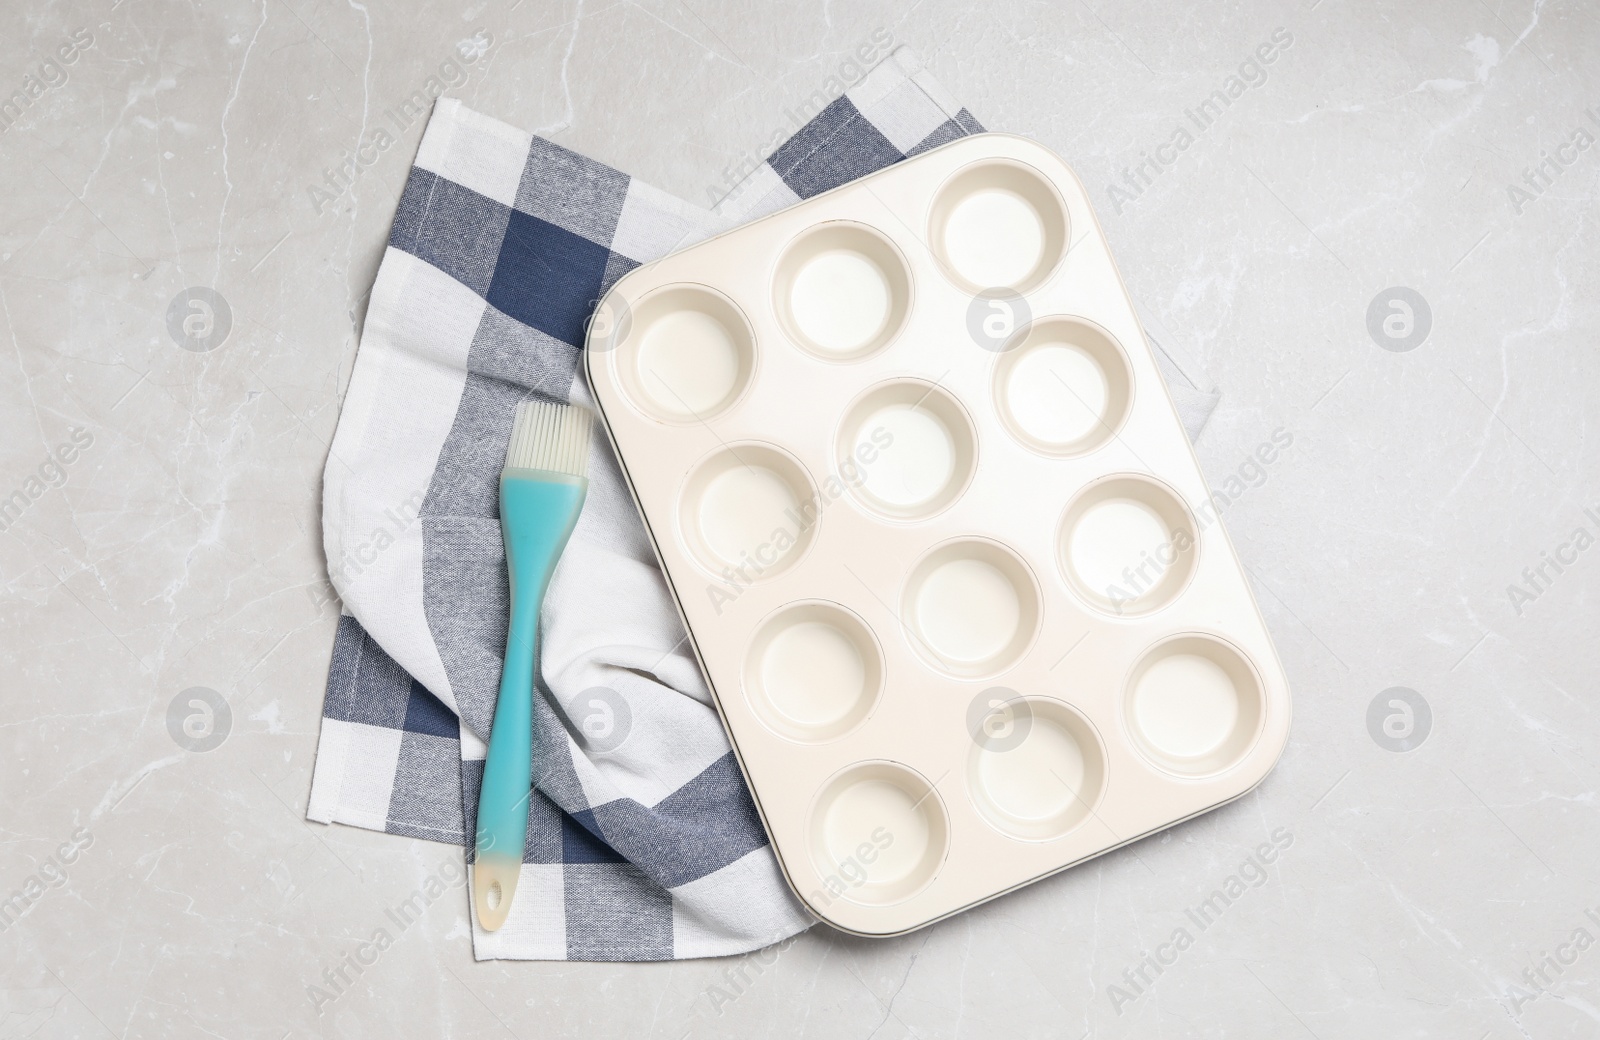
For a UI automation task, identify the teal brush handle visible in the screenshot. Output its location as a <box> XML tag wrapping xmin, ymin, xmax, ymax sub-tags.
<box><xmin>473</xmin><ymin>468</ymin><xmax>587</xmax><ymax>931</ymax></box>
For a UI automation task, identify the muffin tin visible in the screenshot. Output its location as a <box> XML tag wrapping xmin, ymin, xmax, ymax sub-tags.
<box><xmin>583</xmin><ymin>133</ymin><xmax>1291</xmax><ymax>936</ymax></box>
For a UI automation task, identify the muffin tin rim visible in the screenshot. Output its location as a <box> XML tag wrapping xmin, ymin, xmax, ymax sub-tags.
<box><xmin>581</xmin><ymin>131</ymin><xmax>1294</xmax><ymax>938</ymax></box>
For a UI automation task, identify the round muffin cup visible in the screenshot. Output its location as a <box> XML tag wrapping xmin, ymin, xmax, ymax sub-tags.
<box><xmin>677</xmin><ymin>443</ymin><xmax>819</xmax><ymax>584</ymax></box>
<box><xmin>807</xmin><ymin>762</ymin><xmax>950</xmax><ymax>907</ymax></box>
<box><xmin>900</xmin><ymin>538</ymin><xmax>1042</xmax><ymax>679</ymax></box>
<box><xmin>613</xmin><ymin>283</ymin><xmax>757</xmax><ymax>423</ymax></box>
<box><xmin>835</xmin><ymin>379</ymin><xmax>978</xmax><ymax>521</ymax></box>
<box><xmin>1057</xmin><ymin>474</ymin><xmax>1199</xmax><ymax>618</ymax></box>
<box><xmin>742</xmin><ymin>601</ymin><xmax>884</xmax><ymax>743</ymax></box>
<box><xmin>1123</xmin><ymin>634</ymin><xmax>1266</xmax><ymax>778</ymax></box>
<box><xmin>773</xmin><ymin>222</ymin><xmax>913</xmax><ymax>362</ymax></box>
<box><xmin>967</xmin><ymin>697</ymin><xmax>1108</xmax><ymax>842</ymax></box>
<box><xmin>927</xmin><ymin>158</ymin><xmax>1070</xmax><ymax>295</ymax></box>
<box><xmin>993</xmin><ymin>316</ymin><xmax>1134</xmax><ymax>458</ymax></box>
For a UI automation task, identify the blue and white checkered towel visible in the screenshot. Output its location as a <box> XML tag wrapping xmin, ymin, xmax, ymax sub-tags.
<box><xmin>309</xmin><ymin>47</ymin><xmax>1219</xmax><ymax>962</ymax></box>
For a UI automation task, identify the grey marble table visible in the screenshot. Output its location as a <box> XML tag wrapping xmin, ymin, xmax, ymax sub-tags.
<box><xmin>2</xmin><ymin>1</ymin><xmax>1596</xmax><ymax>1037</ymax></box>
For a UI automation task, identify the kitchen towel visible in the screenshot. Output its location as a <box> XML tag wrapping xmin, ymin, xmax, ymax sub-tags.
<box><xmin>308</xmin><ymin>46</ymin><xmax>1220</xmax><ymax>962</ymax></box>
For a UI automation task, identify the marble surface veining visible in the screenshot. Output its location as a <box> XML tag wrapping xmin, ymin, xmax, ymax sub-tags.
<box><xmin>1</xmin><ymin>0</ymin><xmax>1596</xmax><ymax>1037</ymax></box>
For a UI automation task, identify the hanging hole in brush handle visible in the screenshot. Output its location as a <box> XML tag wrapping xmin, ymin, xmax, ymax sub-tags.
<box><xmin>473</xmin><ymin>855</ymin><xmax>519</xmax><ymax>931</ymax></box>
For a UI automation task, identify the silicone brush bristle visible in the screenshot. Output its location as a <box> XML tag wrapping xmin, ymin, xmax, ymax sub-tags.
<box><xmin>505</xmin><ymin>401</ymin><xmax>593</xmax><ymax>477</ymax></box>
